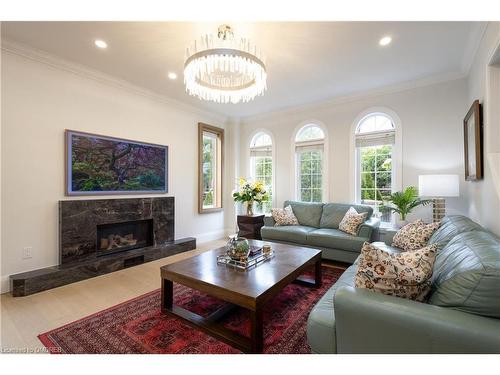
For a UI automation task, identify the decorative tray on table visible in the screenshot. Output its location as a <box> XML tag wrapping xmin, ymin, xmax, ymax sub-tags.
<box><xmin>217</xmin><ymin>246</ymin><xmax>274</xmax><ymax>270</ymax></box>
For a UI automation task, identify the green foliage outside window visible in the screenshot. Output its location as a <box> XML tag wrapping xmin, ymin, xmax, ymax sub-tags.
<box><xmin>202</xmin><ymin>136</ymin><xmax>215</xmax><ymax>207</ymax></box>
<box><xmin>253</xmin><ymin>156</ymin><xmax>273</xmax><ymax>213</ymax></box>
<box><xmin>299</xmin><ymin>149</ymin><xmax>323</xmax><ymax>202</ymax></box>
<box><xmin>360</xmin><ymin>144</ymin><xmax>393</xmax><ymax>221</ymax></box>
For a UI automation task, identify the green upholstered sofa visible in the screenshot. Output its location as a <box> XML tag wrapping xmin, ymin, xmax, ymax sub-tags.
<box><xmin>260</xmin><ymin>200</ymin><xmax>380</xmax><ymax>263</ymax></box>
<box><xmin>306</xmin><ymin>215</ymin><xmax>500</xmax><ymax>353</ymax></box>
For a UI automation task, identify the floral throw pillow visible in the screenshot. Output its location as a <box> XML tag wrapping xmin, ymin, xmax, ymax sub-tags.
<box><xmin>355</xmin><ymin>242</ymin><xmax>438</xmax><ymax>302</ymax></box>
<box><xmin>338</xmin><ymin>207</ymin><xmax>368</xmax><ymax>235</ymax></box>
<box><xmin>392</xmin><ymin>220</ymin><xmax>441</xmax><ymax>251</ymax></box>
<box><xmin>271</xmin><ymin>205</ymin><xmax>299</xmax><ymax>226</ymax></box>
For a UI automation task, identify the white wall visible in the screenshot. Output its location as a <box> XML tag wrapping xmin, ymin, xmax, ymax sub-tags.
<box><xmin>465</xmin><ymin>22</ymin><xmax>500</xmax><ymax>236</ymax></box>
<box><xmin>239</xmin><ymin>78</ymin><xmax>469</xmax><ymax>223</ymax></box>
<box><xmin>0</xmin><ymin>50</ymin><xmax>231</xmax><ymax>292</ymax></box>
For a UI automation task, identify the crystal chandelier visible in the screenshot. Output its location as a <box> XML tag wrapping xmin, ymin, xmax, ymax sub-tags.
<box><xmin>184</xmin><ymin>25</ymin><xmax>267</xmax><ymax>104</ymax></box>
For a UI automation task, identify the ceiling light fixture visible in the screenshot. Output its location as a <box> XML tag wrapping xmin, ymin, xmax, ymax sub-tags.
<box><xmin>379</xmin><ymin>36</ymin><xmax>392</xmax><ymax>46</ymax></box>
<box><xmin>184</xmin><ymin>24</ymin><xmax>267</xmax><ymax>104</ymax></box>
<box><xmin>94</xmin><ymin>39</ymin><xmax>108</xmax><ymax>49</ymax></box>
<box><xmin>168</xmin><ymin>72</ymin><xmax>177</xmax><ymax>80</ymax></box>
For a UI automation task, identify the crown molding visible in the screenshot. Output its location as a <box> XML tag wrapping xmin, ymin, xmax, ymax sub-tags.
<box><xmin>241</xmin><ymin>70</ymin><xmax>467</xmax><ymax>124</ymax></box>
<box><xmin>1</xmin><ymin>38</ymin><xmax>228</xmax><ymax>124</ymax></box>
<box><xmin>1</xmin><ymin>32</ymin><xmax>479</xmax><ymax>127</ymax></box>
<box><xmin>461</xmin><ymin>22</ymin><xmax>489</xmax><ymax>75</ymax></box>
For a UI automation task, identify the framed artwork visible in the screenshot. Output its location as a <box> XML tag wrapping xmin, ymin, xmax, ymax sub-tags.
<box><xmin>463</xmin><ymin>100</ymin><xmax>483</xmax><ymax>181</ymax></box>
<box><xmin>65</xmin><ymin>130</ymin><xmax>168</xmax><ymax>195</ymax></box>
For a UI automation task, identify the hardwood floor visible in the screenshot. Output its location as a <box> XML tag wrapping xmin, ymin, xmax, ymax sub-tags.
<box><xmin>0</xmin><ymin>239</ymin><xmax>226</xmax><ymax>352</ymax></box>
<box><xmin>0</xmin><ymin>240</ymin><xmax>347</xmax><ymax>353</ymax></box>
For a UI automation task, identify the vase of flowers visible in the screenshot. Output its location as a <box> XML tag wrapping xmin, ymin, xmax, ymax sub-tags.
<box><xmin>246</xmin><ymin>200</ymin><xmax>255</xmax><ymax>216</ymax></box>
<box><xmin>233</xmin><ymin>178</ymin><xmax>270</xmax><ymax>216</ymax></box>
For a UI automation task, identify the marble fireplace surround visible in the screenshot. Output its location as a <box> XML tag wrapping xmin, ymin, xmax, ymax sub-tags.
<box><xmin>60</xmin><ymin>197</ymin><xmax>175</xmax><ymax>264</ymax></box>
<box><xmin>10</xmin><ymin>197</ymin><xmax>196</xmax><ymax>297</ymax></box>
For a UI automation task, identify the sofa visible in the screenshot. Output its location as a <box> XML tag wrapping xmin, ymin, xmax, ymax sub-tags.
<box><xmin>261</xmin><ymin>200</ymin><xmax>380</xmax><ymax>263</ymax></box>
<box><xmin>306</xmin><ymin>215</ymin><xmax>500</xmax><ymax>353</ymax></box>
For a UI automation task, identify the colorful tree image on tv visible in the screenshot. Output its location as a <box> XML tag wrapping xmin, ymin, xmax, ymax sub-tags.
<box><xmin>66</xmin><ymin>131</ymin><xmax>167</xmax><ymax>195</ymax></box>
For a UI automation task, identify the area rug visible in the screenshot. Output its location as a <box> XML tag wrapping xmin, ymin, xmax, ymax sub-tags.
<box><xmin>38</xmin><ymin>265</ymin><xmax>344</xmax><ymax>354</ymax></box>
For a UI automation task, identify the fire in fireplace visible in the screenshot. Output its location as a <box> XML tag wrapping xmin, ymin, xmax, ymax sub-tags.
<box><xmin>96</xmin><ymin>219</ymin><xmax>153</xmax><ymax>256</ymax></box>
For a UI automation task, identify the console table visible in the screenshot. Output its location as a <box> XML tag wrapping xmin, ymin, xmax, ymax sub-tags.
<box><xmin>237</xmin><ymin>214</ymin><xmax>265</xmax><ymax>240</ymax></box>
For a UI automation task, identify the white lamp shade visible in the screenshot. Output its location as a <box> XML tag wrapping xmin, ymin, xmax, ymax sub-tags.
<box><xmin>418</xmin><ymin>175</ymin><xmax>460</xmax><ymax>197</ymax></box>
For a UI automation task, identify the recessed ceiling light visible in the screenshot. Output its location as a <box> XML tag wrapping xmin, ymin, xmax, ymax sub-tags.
<box><xmin>379</xmin><ymin>36</ymin><xmax>392</xmax><ymax>46</ymax></box>
<box><xmin>167</xmin><ymin>72</ymin><xmax>177</xmax><ymax>80</ymax></box>
<box><xmin>94</xmin><ymin>39</ymin><xmax>108</xmax><ymax>49</ymax></box>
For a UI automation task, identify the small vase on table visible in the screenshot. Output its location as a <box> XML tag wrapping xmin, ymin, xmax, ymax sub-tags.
<box><xmin>246</xmin><ymin>200</ymin><xmax>254</xmax><ymax>216</ymax></box>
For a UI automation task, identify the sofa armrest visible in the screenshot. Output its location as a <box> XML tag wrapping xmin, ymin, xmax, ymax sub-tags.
<box><xmin>357</xmin><ymin>217</ymin><xmax>380</xmax><ymax>239</ymax></box>
<box><xmin>263</xmin><ymin>215</ymin><xmax>275</xmax><ymax>227</ymax></box>
<box><xmin>334</xmin><ymin>286</ymin><xmax>500</xmax><ymax>354</ymax></box>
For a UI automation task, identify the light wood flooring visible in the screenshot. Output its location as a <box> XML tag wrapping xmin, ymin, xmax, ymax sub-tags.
<box><xmin>0</xmin><ymin>239</ymin><xmax>226</xmax><ymax>352</ymax></box>
<box><xmin>1</xmin><ymin>240</ymin><xmax>347</xmax><ymax>353</ymax></box>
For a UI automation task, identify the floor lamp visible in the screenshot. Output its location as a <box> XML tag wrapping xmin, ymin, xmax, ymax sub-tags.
<box><xmin>418</xmin><ymin>175</ymin><xmax>460</xmax><ymax>222</ymax></box>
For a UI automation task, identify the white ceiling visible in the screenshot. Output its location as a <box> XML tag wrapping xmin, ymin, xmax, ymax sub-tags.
<box><xmin>1</xmin><ymin>22</ymin><xmax>485</xmax><ymax>118</ymax></box>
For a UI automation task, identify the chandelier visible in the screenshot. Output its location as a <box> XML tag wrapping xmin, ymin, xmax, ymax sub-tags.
<box><xmin>184</xmin><ymin>25</ymin><xmax>267</xmax><ymax>104</ymax></box>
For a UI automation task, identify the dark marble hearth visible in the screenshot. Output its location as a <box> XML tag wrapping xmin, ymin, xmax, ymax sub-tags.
<box><xmin>10</xmin><ymin>197</ymin><xmax>196</xmax><ymax>297</ymax></box>
<box><xmin>11</xmin><ymin>238</ymin><xmax>195</xmax><ymax>297</ymax></box>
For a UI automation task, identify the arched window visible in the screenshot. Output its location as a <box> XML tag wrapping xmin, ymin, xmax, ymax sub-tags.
<box><xmin>250</xmin><ymin>131</ymin><xmax>273</xmax><ymax>213</ymax></box>
<box><xmin>355</xmin><ymin>113</ymin><xmax>396</xmax><ymax>222</ymax></box>
<box><xmin>295</xmin><ymin>124</ymin><xmax>325</xmax><ymax>202</ymax></box>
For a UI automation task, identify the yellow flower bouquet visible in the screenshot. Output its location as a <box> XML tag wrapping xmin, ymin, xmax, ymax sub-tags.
<box><xmin>232</xmin><ymin>178</ymin><xmax>270</xmax><ymax>215</ymax></box>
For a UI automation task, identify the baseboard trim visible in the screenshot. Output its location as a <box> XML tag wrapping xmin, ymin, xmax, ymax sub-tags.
<box><xmin>195</xmin><ymin>229</ymin><xmax>230</xmax><ymax>244</ymax></box>
<box><xmin>1</xmin><ymin>276</ymin><xmax>10</xmax><ymax>295</ymax></box>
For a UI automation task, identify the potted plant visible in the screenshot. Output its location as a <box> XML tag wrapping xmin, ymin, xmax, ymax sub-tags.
<box><xmin>381</xmin><ymin>186</ymin><xmax>431</xmax><ymax>227</ymax></box>
<box><xmin>232</xmin><ymin>178</ymin><xmax>270</xmax><ymax>216</ymax></box>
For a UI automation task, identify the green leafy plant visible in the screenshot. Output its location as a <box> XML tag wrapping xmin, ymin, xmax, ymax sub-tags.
<box><xmin>380</xmin><ymin>186</ymin><xmax>431</xmax><ymax>221</ymax></box>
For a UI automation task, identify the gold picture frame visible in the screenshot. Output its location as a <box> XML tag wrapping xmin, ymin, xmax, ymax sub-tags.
<box><xmin>198</xmin><ymin>123</ymin><xmax>224</xmax><ymax>213</ymax></box>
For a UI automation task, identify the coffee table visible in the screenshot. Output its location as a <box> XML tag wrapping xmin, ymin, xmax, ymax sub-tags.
<box><xmin>160</xmin><ymin>240</ymin><xmax>322</xmax><ymax>353</ymax></box>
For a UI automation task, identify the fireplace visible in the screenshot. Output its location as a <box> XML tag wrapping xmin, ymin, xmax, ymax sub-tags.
<box><xmin>97</xmin><ymin>219</ymin><xmax>153</xmax><ymax>256</ymax></box>
<box><xmin>10</xmin><ymin>197</ymin><xmax>197</xmax><ymax>297</ymax></box>
<box><xmin>58</xmin><ymin>197</ymin><xmax>175</xmax><ymax>264</ymax></box>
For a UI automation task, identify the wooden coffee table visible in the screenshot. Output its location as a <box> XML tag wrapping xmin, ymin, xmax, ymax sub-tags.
<box><xmin>160</xmin><ymin>240</ymin><xmax>322</xmax><ymax>353</ymax></box>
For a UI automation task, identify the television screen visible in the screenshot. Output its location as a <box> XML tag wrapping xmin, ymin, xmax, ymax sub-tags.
<box><xmin>66</xmin><ymin>130</ymin><xmax>168</xmax><ymax>195</ymax></box>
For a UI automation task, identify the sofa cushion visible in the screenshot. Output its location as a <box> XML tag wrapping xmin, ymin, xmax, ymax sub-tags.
<box><xmin>371</xmin><ymin>241</ymin><xmax>404</xmax><ymax>255</ymax></box>
<box><xmin>306</xmin><ymin>228</ymin><xmax>367</xmax><ymax>253</ymax></box>
<box><xmin>429</xmin><ymin>215</ymin><xmax>485</xmax><ymax>248</ymax></box>
<box><xmin>429</xmin><ymin>230</ymin><xmax>500</xmax><ymax>318</ymax></box>
<box><xmin>355</xmin><ymin>242</ymin><xmax>438</xmax><ymax>302</ymax></box>
<box><xmin>392</xmin><ymin>220</ymin><xmax>440</xmax><ymax>251</ymax></box>
<box><xmin>353</xmin><ymin>242</ymin><xmax>403</xmax><ymax>265</ymax></box>
<box><xmin>338</xmin><ymin>207</ymin><xmax>368</xmax><ymax>235</ymax></box>
<box><xmin>307</xmin><ymin>265</ymin><xmax>356</xmax><ymax>353</ymax></box>
<box><xmin>271</xmin><ymin>205</ymin><xmax>299</xmax><ymax>226</ymax></box>
<box><xmin>260</xmin><ymin>225</ymin><xmax>315</xmax><ymax>244</ymax></box>
<box><xmin>320</xmin><ymin>203</ymin><xmax>373</xmax><ymax>229</ymax></box>
<box><xmin>284</xmin><ymin>200</ymin><xmax>324</xmax><ymax>228</ymax></box>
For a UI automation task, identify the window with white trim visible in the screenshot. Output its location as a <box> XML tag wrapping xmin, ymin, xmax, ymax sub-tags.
<box><xmin>250</xmin><ymin>132</ymin><xmax>273</xmax><ymax>213</ymax></box>
<box><xmin>355</xmin><ymin>113</ymin><xmax>395</xmax><ymax>223</ymax></box>
<box><xmin>295</xmin><ymin>124</ymin><xmax>325</xmax><ymax>203</ymax></box>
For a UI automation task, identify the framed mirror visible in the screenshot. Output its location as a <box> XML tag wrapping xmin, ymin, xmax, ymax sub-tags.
<box><xmin>198</xmin><ymin>123</ymin><xmax>224</xmax><ymax>213</ymax></box>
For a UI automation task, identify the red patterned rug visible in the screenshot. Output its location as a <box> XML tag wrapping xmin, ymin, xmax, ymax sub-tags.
<box><xmin>39</xmin><ymin>265</ymin><xmax>343</xmax><ymax>354</ymax></box>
